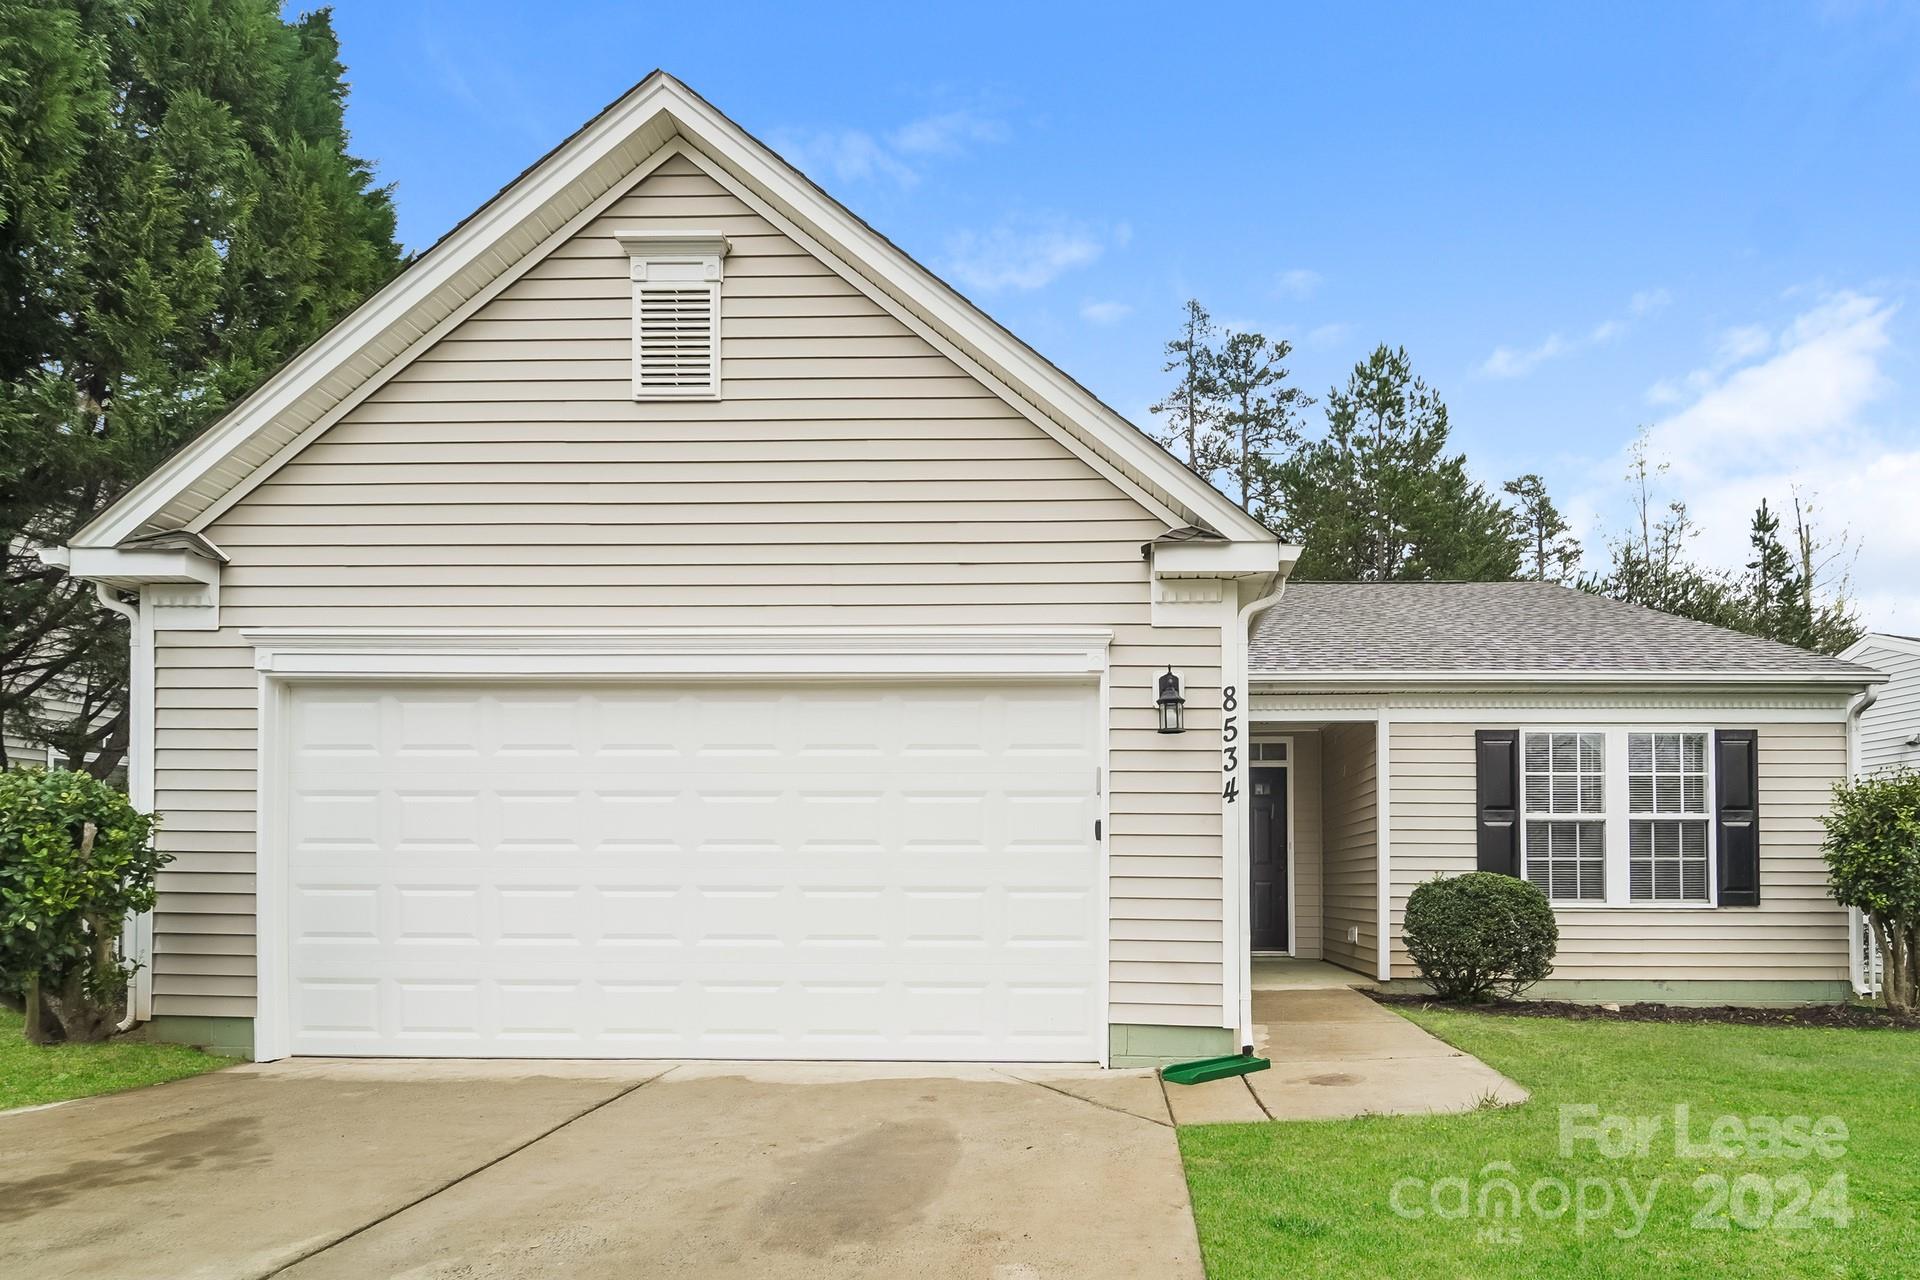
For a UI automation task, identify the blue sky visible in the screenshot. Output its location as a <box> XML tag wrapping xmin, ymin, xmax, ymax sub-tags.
<box><xmin>321</xmin><ymin>1</ymin><xmax>1920</xmax><ymax>630</ymax></box>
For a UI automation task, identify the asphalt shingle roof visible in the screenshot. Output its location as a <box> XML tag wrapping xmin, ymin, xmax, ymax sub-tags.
<box><xmin>1249</xmin><ymin>581</ymin><xmax>1881</xmax><ymax>681</ymax></box>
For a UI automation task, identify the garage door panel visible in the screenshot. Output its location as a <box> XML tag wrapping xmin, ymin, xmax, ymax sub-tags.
<box><xmin>285</xmin><ymin>681</ymin><xmax>1102</xmax><ymax>1059</ymax></box>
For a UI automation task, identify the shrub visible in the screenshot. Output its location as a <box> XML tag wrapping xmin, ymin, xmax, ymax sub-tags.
<box><xmin>1824</xmin><ymin>769</ymin><xmax>1920</xmax><ymax>1014</ymax></box>
<box><xmin>1402</xmin><ymin>872</ymin><xmax>1558</xmax><ymax>1002</ymax></box>
<box><xmin>0</xmin><ymin>769</ymin><xmax>165</xmax><ymax>1043</ymax></box>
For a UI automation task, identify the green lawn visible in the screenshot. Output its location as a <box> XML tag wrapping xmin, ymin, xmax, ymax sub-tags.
<box><xmin>1180</xmin><ymin>1010</ymin><xmax>1919</xmax><ymax>1279</ymax></box>
<box><xmin>0</xmin><ymin>1008</ymin><xmax>237</xmax><ymax>1110</ymax></box>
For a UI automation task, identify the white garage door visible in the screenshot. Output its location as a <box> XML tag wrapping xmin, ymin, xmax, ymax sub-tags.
<box><xmin>283</xmin><ymin>682</ymin><xmax>1103</xmax><ymax>1060</ymax></box>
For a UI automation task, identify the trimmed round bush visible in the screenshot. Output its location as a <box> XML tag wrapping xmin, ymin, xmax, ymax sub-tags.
<box><xmin>1402</xmin><ymin>872</ymin><xmax>1557</xmax><ymax>1003</ymax></box>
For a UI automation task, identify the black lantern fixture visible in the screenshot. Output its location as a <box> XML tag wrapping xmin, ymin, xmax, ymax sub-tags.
<box><xmin>1155</xmin><ymin>666</ymin><xmax>1185</xmax><ymax>734</ymax></box>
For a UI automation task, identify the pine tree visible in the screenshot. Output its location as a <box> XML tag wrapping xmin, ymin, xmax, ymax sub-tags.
<box><xmin>1200</xmin><ymin>330</ymin><xmax>1310</xmax><ymax>524</ymax></box>
<box><xmin>1</xmin><ymin>0</ymin><xmax>401</xmax><ymax>775</ymax></box>
<box><xmin>1503</xmin><ymin>473</ymin><xmax>1582</xmax><ymax>582</ymax></box>
<box><xmin>1274</xmin><ymin>345</ymin><xmax>1518</xmax><ymax>581</ymax></box>
<box><xmin>1148</xmin><ymin>300</ymin><xmax>1219</xmax><ymax>477</ymax></box>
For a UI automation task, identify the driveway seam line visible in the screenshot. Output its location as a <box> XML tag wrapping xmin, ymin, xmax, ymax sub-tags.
<box><xmin>255</xmin><ymin>1064</ymin><xmax>681</xmax><ymax>1278</ymax></box>
<box><xmin>994</xmin><ymin>1068</ymin><xmax>1173</xmax><ymax>1128</ymax></box>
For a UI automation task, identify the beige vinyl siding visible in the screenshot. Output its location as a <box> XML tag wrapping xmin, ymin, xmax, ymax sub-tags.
<box><xmin>1386</xmin><ymin>718</ymin><xmax>1850</xmax><ymax>982</ymax></box>
<box><xmin>1318</xmin><ymin>724</ymin><xmax>1377</xmax><ymax>975</ymax></box>
<box><xmin>1285</xmin><ymin>731</ymin><xmax>1324</xmax><ymax>959</ymax></box>
<box><xmin>1854</xmin><ymin>639</ymin><xmax>1920</xmax><ymax>775</ymax></box>
<box><xmin>148</xmin><ymin>150</ymin><xmax>1227</xmax><ymax>1029</ymax></box>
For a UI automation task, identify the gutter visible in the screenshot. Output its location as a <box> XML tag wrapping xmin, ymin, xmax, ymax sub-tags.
<box><xmin>1846</xmin><ymin>684</ymin><xmax>1880</xmax><ymax>780</ymax></box>
<box><xmin>38</xmin><ymin>548</ymin><xmax>156</xmax><ymax>1033</ymax></box>
<box><xmin>87</xmin><ymin>586</ymin><xmax>148</xmax><ymax>1035</ymax></box>
<box><xmin>1228</xmin><ymin>571</ymin><xmax>1290</xmax><ymax>1054</ymax></box>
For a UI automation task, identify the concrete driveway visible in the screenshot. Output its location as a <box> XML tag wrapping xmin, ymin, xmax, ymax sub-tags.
<box><xmin>0</xmin><ymin>1059</ymin><xmax>1201</xmax><ymax>1280</ymax></box>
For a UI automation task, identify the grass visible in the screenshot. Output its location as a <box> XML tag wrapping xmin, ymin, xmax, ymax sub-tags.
<box><xmin>0</xmin><ymin>1007</ymin><xmax>238</xmax><ymax>1110</ymax></box>
<box><xmin>1179</xmin><ymin>1009</ymin><xmax>1920</xmax><ymax>1279</ymax></box>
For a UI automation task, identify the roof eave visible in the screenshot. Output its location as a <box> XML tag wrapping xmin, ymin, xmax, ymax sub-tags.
<box><xmin>1249</xmin><ymin>669</ymin><xmax>1887</xmax><ymax>690</ymax></box>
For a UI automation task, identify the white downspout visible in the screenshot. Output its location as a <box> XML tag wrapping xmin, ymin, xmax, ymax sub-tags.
<box><xmin>1844</xmin><ymin>685</ymin><xmax>1880</xmax><ymax>997</ymax></box>
<box><xmin>1229</xmin><ymin>572</ymin><xmax>1290</xmax><ymax>1051</ymax></box>
<box><xmin>92</xmin><ymin>583</ymin><xmax>152</xmax><ymax>1035</ymax></box>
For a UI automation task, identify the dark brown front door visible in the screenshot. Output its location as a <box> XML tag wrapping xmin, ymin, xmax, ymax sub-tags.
<box><xmin>1250</xmin><ymin>766</ymin><xmax>1288</xmax><ymax>952</ymax></box>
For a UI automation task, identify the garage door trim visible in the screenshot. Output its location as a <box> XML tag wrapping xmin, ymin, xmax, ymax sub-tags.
<box><xmin>248</xmin><ymin>627</ymin><xmax>1113</xmax><ymax>1063</ymax></box>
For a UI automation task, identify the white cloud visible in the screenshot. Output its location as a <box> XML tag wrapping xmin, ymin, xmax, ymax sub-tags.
<box><xmin>771</xmin><ymin>106</ymin><xmax>1008</xmax><ymax>187</ymax></box>
<box><xmin>1715</xmin><ymin>323</ymin><xmax>1773</xmax><ymax>365</ymax></box>
<box><xmin>943</xmin><ymin>217</ymin><xmax>1110</xmax><ymax>292</ymax></box>
<box><xmin>1630</xmin><ymin>288</ymin><xmax>1673</xmax><ymax>317</ymax></box>
<box><xmin>1306</xmin><ymin>322</ymin><xmax>1353</xmax><ymax>349</ymax></box>
<box><xmin>889</xmin><ymin>108</ymin><xmax>1007</xmax><ymax>155</ymax></box>
<box><xmin>1480</xmin><ymin>290</ymin><xmax>1661</xmax><ymax>379</ymax></box>
<box><xmin>1275</xmin><ymin>268</ymin><xmax>1323</xmax><ymax>300</ymax></box>
<box><xmin>1080</xmin><ymin>300</ymin><xmax>1133</xmax><ymax>325</ymax></box>
<box><xmin>771</xmin><ymin>127</ymin><xmax>918</xmax><ymax>186</ymax></box>
<box><xmin>1481</xmin><ymin>333</ymin><xmax>1573</xmax><ymax>379</ymax></box>
<box><xmin>1614</xmin><ymin>291</ymin><xmax>1920</xmax><ymax>632</ymax></box>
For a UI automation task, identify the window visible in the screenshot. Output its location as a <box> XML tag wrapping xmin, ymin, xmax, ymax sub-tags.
<box><xmin>1522</xmin><ymin>732</ymin><xmax>1607</xmax><ymax>901</ymax></box>
<box><xmin>613</xmin><ymin>230</ymin><xmax>730</xmax><ymax>400</ymax></box>
<box><xmin>1628</xmin><ymin>732</ymin><xmax>1711</xmax><ymax>902</ymax></box>
<box><xmin>1519</xmin><ymin>728</ymin><xmax>1717</xmax><ymax>908</ymax></box>
<box><xmin>1252</xmin><ymin>741</ymin><xmax>1288</xmax><ymax>763</ymax></box>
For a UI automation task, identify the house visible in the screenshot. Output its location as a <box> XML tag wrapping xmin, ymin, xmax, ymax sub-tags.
<box><xmin>1835</xmin><ymin>631</ymin><xmax>1920</xmax><ymax>994</ymax></box>
<box><xmin>1840</xmin><ymin>632</ymin><xmax>1920</xmax><ymax>776</ymax></box>
<box><xmin>51</xmin><ymin>74</ymin><xmax>1884</xmax><ymax>1066</ymax></box>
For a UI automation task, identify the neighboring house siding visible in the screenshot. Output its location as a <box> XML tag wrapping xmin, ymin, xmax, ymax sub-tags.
<box><xmin>1285</xmin><ymin>730</ymin><xmax>1323</xmax><ymax>960</ymax></box>
<box><xmin>147</xmin><ymin>151</ymin><xmax>1227</xmax><ymax>1029</ymax></box>
<box><xmin>1319</xmin><ymin>724</ymin><xmax>1377</xmax><ymax>975</ymax></box>
<box><xmin>1386</xmin><ymin>717</ymin><xmax>1850</xmax><ymax>983</ymax></box>
<box><xmin>1853</xmin><ymin>639</ymin><xmax>1920</xmax><ymax>775</ymax></box>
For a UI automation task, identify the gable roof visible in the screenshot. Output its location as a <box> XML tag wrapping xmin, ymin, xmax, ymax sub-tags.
<box><xmin>1250</xmin><ymin>581</ymin><xmax>1883</xmax><ymax>684</ymax></box>
<box><xmin>70</xmin><ymin>72</ymin><xmax>1272</xmax><ymax>551</ymax></box>
<box><xmin>1841</xmin><ymin>632</ymin><xmax>1920</xmax><ymax>662</ymax></box>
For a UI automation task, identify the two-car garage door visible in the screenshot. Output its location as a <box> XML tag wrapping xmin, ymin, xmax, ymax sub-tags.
<box><xmin>283</xmin><ymin>682</ymin><xmax>1103</xmax><ymax>1060</ymax></box>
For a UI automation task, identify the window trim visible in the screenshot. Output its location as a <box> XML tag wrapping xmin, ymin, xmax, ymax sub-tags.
<box><xmin>1519</xmin><ymin>725</ymin><xmax>1720</xmax><ymax>910</ymax></box>
<box><xmin>1625</xmin><ymin>729</ymin><xmax>1716</xmax><ymax>906</ymax></box>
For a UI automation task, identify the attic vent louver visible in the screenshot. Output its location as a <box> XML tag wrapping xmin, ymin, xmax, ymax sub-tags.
<box><xmin>614</xmin><ymin>231</ymin><xmax>730</xmax><ymax>400</ymax></box>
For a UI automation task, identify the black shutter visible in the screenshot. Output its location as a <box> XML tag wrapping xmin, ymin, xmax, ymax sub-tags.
<box><xmin>1475</xmin><ymin>729</ymin><xmax>1521</xmax><ymax>876</ymax></box>
<box><xmin>1715</xmin><ymin>729</ymin><xmax>1760</xmax><ymax>907</ymax></box>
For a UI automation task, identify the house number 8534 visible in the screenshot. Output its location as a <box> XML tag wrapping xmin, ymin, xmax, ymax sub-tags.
<box><xmin>1221</xmin><ymin>685</ymin><xmax>1239</xmax><ymax>801</ymax></box>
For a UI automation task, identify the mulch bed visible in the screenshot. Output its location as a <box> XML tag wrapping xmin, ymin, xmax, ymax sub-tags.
<box><xmin>1366</xmin><ymin>989</ymin><xmax>1920</xmax><ymax>1031</ymax></box>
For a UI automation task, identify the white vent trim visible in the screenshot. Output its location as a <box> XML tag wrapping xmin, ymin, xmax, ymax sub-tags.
<box><xmin>614</xmin><ymin>230</ymin><xmax>730</xmax><ymax>399</ymax></box>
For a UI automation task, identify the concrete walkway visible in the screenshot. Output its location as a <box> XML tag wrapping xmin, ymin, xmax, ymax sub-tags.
<box><xmin>0</xmin><ymin>1059</ymin><xmax>1201</xmax><ymax>1280</ymax></box>
<box><xmin>1162</xmin><ymin>988</ymin><xmax>1528</xmax><ymax>1125</ymax></box>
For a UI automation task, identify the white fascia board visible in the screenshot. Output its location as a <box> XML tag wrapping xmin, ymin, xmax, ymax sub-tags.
<box><xmin>71</xmin><ymin>76</ymin><xmax>691</xmax><ymax>549</ymax></box>
<box><xmin>64</xmin><ymin>545</ymin><xmax>219</xmax><ymax>589</ymax></box>
<box><xmin>73</xmin><ymin>72</ymin><xmax>1274</xmax><ymax>550</ymax></box>
<box><xmin>658</xmin><ymin>90</ymin><xmax>1277</xmax><ymax>545</ymax></box>
<box><xmin>1841</xmin><ymin>633</ymin><xmax>1920</xmax><ymax>663</ymax></box>
<box><xmin>1152</xmin><ymin>540</ymin><xmax>1295</xmax><ymax>579</ymax></box>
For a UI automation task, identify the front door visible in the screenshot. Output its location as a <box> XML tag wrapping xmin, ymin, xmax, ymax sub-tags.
<box><xmin>1250</xmin><ymin>766</ymin><xmax>1289</xmax><ymax>952</ymax></box>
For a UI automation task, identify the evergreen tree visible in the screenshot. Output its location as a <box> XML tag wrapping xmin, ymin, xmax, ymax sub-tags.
<box><xmin>1274</xmin><ymin>344</ymin><xmax>1518</xmax><ymax>581</ymax></box>
<box><xmin>1200</xmin><ymin>330</ymin><xmax>1310</xmax><ymax>524</ymax></box>
<box><xmin>1</xmin><ymin>0</ymin><xmax>401</xmax><ymax>775</ymax></box>
<box><xmin>1503</xmin><ymin>473</ymin><xmax>1582</xmax><ymax>583</ymax></box>
<box><xmin>1148</xmin><ymin>299</ymin><xmax>1219</xmax><ymax>476</ymax></box>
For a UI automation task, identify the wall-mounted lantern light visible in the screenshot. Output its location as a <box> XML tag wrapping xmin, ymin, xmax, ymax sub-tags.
<box><xmin>1155</xmin><ymin>666</ymin><xmax>1185</xmax><ymax>735</ymax></box>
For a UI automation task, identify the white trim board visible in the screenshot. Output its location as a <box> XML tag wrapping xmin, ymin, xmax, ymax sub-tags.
<box><xmin>241</xmin><ymin>627</ymin><xmax>1113</xmax><ymax>680</ymax></box>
